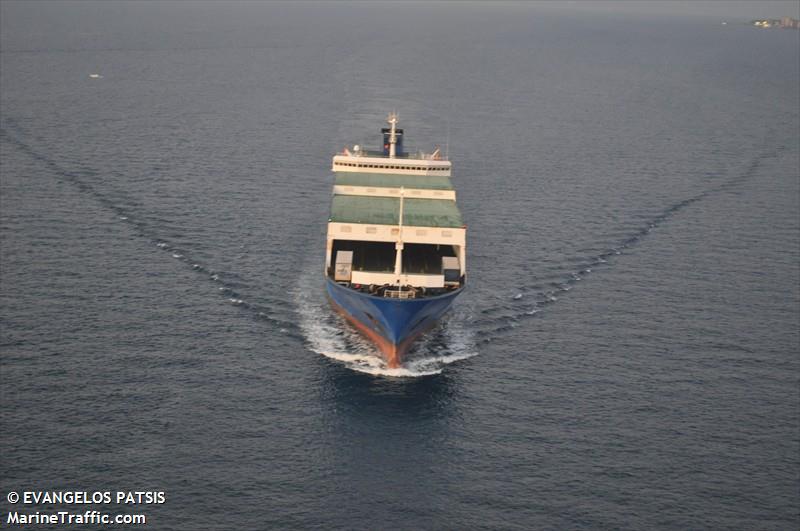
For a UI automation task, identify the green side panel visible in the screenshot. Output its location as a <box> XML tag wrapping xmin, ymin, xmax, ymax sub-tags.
<box><xmin>403</xmin><ymin>198</ymin><xmax>463</xmax><ymax>228</ymax></box>
<box><xmin>334</xmin><ymin>172</ymin><xmax>453</xmax><ymax>190</ymax></box>
<box><xmin>330</xmin><ymin>195</ymin><xmax>399</xmax><ymax>225</ymax></box>
<box><xmin>330</xmin><ymin>196</ymin><xmax>463</xmax><ymax>228</ymax></box>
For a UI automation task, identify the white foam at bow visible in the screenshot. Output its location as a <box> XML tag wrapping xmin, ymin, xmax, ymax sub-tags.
<box><xmin>293</xmin><ymin>263</ymin><xmax>478</xmax><ymax>378</ymax></box>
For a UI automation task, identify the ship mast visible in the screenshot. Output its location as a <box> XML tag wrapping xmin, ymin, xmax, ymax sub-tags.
<box><xmin>388</xmin><ymin>112</ymin><xmax>398</xmax><ymax>159</ymax></box>
<box><xmin>394</xmin><ymin>186</ymin><xmax>404</xmax><ymax>285</ymax></box>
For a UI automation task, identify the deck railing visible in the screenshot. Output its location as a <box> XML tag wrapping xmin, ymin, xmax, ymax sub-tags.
<box><xmin>384</xmin><ymin>289</ymin><xmax>414</xmax><ymax>299</ymax></box>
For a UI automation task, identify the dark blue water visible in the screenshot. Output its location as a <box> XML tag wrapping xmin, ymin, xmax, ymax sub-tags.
<box><xmin>2</xmin><ymin>2</ymin><xmax>798</xmax><ymax>529</ymax></box>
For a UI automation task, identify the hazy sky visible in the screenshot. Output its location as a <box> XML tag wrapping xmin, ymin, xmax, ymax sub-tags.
<box><xmin>2</xmin><ymin>1</ymin><xmax>798</xmax><ymax>26</ymax></box>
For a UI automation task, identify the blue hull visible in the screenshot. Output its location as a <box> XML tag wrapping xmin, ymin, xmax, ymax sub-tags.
<box><xmin>326</xmin><ymin>278</ymin><xmax>462</xmax><ymax>365</ymax></box>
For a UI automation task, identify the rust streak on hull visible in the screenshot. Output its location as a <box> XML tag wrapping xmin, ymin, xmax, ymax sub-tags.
<box><xmin>328</xmin><ymin>296</ymin><xmax>421</xmax><ymax>368</ymax></box>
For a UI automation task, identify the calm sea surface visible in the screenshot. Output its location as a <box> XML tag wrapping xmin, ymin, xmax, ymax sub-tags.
<box><xmin>1</xmin><ymin>2</ymin><xmax>798</xmax><ymax>529</ymax></box>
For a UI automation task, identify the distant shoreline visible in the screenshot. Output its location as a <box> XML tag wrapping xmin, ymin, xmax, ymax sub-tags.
<box><xmin>748</xmin><ymin>17</ymin><xmax>799</xmax><ymax>29</ymax></box>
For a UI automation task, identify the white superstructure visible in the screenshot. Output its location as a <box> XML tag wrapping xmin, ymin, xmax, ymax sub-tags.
<box><xmin>325</xmin><ymin>113</ymin><xmax>466</xmax><ymax>296</ymax></box>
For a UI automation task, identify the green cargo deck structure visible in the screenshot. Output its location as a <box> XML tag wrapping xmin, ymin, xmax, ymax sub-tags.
<box><xmin>329</xmin><ymin>195</ymin><xmax>463</xmax><ymax>228</ymax></box>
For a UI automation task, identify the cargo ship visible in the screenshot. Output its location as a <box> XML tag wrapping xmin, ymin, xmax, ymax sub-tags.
<box><xmin>325</xmin><ymin>113</ymin><xmax>466</xmax><ymax>368</ymax></box>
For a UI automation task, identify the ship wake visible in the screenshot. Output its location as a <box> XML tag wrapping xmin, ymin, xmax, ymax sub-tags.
<box><xmin>469</xmin><ymin>138</ymin><xmax>784</xmax><ymax>341</ymax></box>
